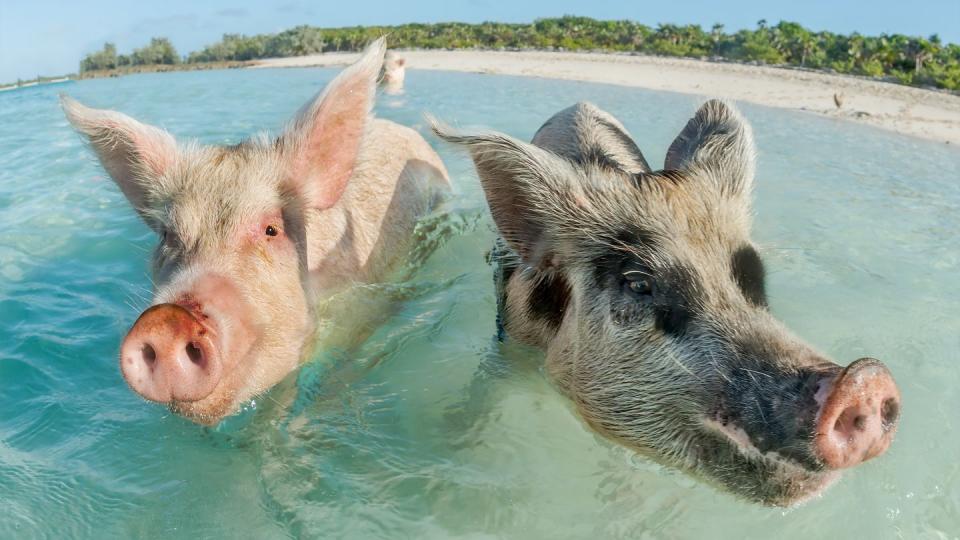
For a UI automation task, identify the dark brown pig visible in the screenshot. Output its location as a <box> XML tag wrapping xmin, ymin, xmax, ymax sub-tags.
<box><xmin>433</xmin><ymin>101</ymin><xmax>900</xmax><ymax>506</ymax></box>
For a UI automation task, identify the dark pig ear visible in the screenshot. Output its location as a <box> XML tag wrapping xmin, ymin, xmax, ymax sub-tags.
<box><xmin>281</xmin><ymin>37</ymin><xmax>386</xmax><ymax>210</ymax></box>
<box><xmin>664</xmin><ymin>99</ymin><xmax>756</xmax><ymax>197</ymax></box>
<box><xmin>61</xmin><ymin>95</ymin><xmax>177</xmax><ymax>227</ymax></box>
<box><xmin>431</xmin><ymin>118</ymin><xmax>580</xmax><ymax>271</ymax></box>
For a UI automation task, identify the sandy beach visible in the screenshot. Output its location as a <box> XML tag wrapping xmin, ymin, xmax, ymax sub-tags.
<box><xmin>253</xmin><ymin>50</ymin><xmax>960</xmax><ymax>145</ymax></box>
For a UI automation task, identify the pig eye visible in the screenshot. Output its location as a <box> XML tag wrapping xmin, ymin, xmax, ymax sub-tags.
<box><xmin>159</xmin><ymin>229</ymin><xmax>174</xmax><ymax>247</ymax></box>
<box><xmin>265</xmin><ymin>225</ymin><xmax>278</xmax><ymax>237</ymax></box>
<box><xmin>624</xmin><ymin>272</ymin><xmax>654</xmax><ymax>297</ymax></box>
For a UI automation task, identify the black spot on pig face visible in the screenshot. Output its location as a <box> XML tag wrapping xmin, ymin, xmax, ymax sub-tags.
<box><xmin>651</xmin><ymin>264</ymin><xmax>698</xmax><ymax>337</ymax></box>
<box><xmin>731</xmin><ymin>245</ymin><xmax>767</xmax><ymax>307</ymax></box>
<box><xmin>591</xmin><ymin>229</ymin><xmax>702</xmax><ymax>338</ymax></box>
<box><xmin>528</xmin><ymin>273</ymin><xmax>571</xmax><ymax>329</ymax></box>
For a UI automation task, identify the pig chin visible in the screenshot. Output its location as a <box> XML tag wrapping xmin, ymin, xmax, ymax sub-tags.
<box><xmin>164</xmin><ymin>348</ymin><xmax>258</xmax><ymax>425</ymax></box>
<box><xmin>699</xmin><ymin>419</ymin><xmax>841</xmax><ymax>506</ymax></box>
<box><xmin>168</xmin><ymin>388</ymin><xmax>246</xmax><ymax>426</ymax></box>
<box><xmin>165</xmin><ymin>338</ymin><xmax>301</xmax><ymax>425</ymax></box>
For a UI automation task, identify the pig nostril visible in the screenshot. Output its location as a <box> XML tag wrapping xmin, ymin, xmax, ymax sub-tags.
<box><xmin>142</xmin><ymin>344</ymin><xmax>156</xmax><ymax>366</ymax></box>
<box><xmin>834</xmin><ymin>407</ymin><xmax>866</xmax><ymax>434</ymax></box>
<box><xmin>185</xmin><ymin>342</ymin><xmax>204</xmax><ymax>366</ymax></box>
<box><xmin>881</xmin><ymin>398</ymin><xmax>900</xmax><ymax>430</ymax></box>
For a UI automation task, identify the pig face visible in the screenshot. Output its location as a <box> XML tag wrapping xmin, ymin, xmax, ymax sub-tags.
<box><xmin>434</xmin><ymin>101</ymin><xmax>900</xmax><ymax>505</ymax></box>
<box><xmin>64</xmin><ymin>39</ymin><xmax>388</xmax><ymax>424</ymax></box>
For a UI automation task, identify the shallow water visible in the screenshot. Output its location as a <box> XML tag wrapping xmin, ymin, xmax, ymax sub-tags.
<box><xmin>1</xmin><ymin>67</ymin><xmax>958</xmax><ymax>539</ymax></box>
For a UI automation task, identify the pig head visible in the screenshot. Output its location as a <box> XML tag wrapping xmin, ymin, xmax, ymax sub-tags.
<box><xmin>433</xmin><ymin>101</ymin><xmax>900</xmax><ymax>506</ymax></box>
<box><xmin>64</xmin><ymin>39</ymin><xmax>449</xmax><ymax>424</ymax></box>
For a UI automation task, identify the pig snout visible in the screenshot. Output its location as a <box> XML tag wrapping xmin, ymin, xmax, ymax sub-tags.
<box><xmin>120</xmin><ymin>304</ymin><xmax>222</xmax><ymax>403</ymax></box>
<box><xmin>814</xmin><ymin>358</ymin><xmax>901</xmax><ymax>469</ymax></box>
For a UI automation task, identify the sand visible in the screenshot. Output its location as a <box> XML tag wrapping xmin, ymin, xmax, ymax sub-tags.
<box><xmin>253</xmin><ymin>49</ymin><xmax>960</xmax><ymax>145</ymax></box>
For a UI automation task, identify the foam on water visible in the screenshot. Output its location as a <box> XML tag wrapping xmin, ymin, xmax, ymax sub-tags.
<box><xmin>1</xmin><ymin>67</ymin><xmax>958</xmax><ymax>539</ymax></box>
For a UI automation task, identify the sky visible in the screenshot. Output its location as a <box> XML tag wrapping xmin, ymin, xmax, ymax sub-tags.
<box><xmin>1</xmin><ymin>0</ymin><xmax>958</xmax><ymax>82</ymax></box>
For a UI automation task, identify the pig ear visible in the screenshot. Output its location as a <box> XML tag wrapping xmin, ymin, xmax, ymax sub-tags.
<box><xmin>282</xmin><ymin>38</ymin><xmax>386</xmax><ymax>210</ymax></box>
<box><xmin>61</xmin><ymin>95</ymin><xmax>177</xmax><ymax>222</ymax></box>
<box><xmin>432</xmin><ymin>119</ymin><xmax>579</xmax><ymax>271</ymax></box>
<box><xmin>664</xmin><ymin>99</ymin><xmax>755</xmax><ymax>197</ymax></box>
<box><xmin>533</xmin><ymin>102</ymin><xmax>651</xmax><ymax>175</ymax></box>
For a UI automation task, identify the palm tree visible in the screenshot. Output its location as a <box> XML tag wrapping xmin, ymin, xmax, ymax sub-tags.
<box><xmin>710</xmin><ymin>23</ymin><xmax>725</xmax><ymax>56</ymax></box>
<box><xmin>911</xmin><ymin>36</ymin><xmax>940</xmax><ymax>73</ymax></box>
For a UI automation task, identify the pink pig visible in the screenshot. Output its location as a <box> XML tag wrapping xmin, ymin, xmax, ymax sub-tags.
<box><xmin>63</xmin><ymin>39</ymin><xmax>449</xmax><ymax>424</ymax></box>
<box><xmin>379</xmin><ymin>51</ymin><xmax>406</xmax><ymax>94</ymax></box>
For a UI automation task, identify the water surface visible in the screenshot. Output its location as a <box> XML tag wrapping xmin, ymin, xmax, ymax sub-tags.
<box><xmin>1</xmin><ymin>67</ymin><xmax>959</xmax><ymax>539</ymax></box>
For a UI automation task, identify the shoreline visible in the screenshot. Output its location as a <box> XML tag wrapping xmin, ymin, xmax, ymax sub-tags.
<box><xmin>0</xmin><ymin>76</ymin><xmax>72</xmax><ymax>92</ymax></box>
<box><xmin>253</xmin><ymin>50</ymin><xmax>960</xmax><ymax>145</ymax></box>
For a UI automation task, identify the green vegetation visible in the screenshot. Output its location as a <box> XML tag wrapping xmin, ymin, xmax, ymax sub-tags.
<box><xmin>79</xmin><ymin>17</ymin><xmax>960</xmax><ymax>91</ymax></box>
<box><xmin>80</xmin><ymin>38</ymin><xmax>180</xmax><ymax>72</ymax></box>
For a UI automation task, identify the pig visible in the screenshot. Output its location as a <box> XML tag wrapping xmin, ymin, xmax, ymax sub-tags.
<box><xmin>63</xmin><ymin>38</ymin><xmax>449</xmax><ymax>425</ymax></box>
<box><xmin>432</xmin><ymin>101</ymin><xmax>900</xmax><ymax>506</ymax></box>
<box><xmin>379</xmin><ymin>51</ymin><xmax>406</xmax><ymax>94</ymax></box>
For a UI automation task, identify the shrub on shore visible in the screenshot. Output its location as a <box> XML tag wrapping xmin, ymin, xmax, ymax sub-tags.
<box><xmin>79</xmin><ymin>17</ymin><xmax>960</xmax><ymax>92</ymax></box>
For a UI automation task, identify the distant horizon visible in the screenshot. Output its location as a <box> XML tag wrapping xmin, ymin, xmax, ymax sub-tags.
<box><xmin>1</xmin><ymin>0</ymin><xmax>959</xmax><ymax>82</ymax></box>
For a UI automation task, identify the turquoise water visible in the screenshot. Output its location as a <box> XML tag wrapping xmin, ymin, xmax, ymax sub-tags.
<box><xmin>1</xmin><ymin>67</ymin><xmax>959</xmax><ymax>539</ymax></box>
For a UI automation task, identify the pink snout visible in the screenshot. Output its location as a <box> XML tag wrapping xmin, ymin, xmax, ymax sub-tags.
<box><xmin>815</xmin><ymin>358</ymin><xmax>901</xmax><ymax>469</ymax></box>
<box><xmin>120</xmin><ymin>304</ymin><xmax>222</xmax><ymax>403</ymax></box>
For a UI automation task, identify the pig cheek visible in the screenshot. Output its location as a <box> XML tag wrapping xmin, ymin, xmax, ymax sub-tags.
<box><xmin>220</xmin><ymin>254</ymin><xmax>309</xmax><ymax>409</ymax></box>
<box><xmin>550</xmin><ymin>328</ymin><xmax>609</xmax><ymax>422</ymax></box>
<box><xmin>567</xmin><ymin>325</ymin><xmax>658</xmax><ymax>447</ymax></box>
<box><xmin>244</xmin><ymin>240</ymin><xmax>305</xmax><ymax>314</ymax></box>
<box><xmin>248</xmin><ymin>239</ymin><xmax>313</xmax><ymax>346</ymax></box>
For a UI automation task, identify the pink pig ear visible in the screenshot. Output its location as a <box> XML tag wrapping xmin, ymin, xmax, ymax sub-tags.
<box><xmin>282</xmin><ymin>37</ymin><xmax>386</xmax><ymax>210</ymax></box>
<box><xmin>61</xmin><ymin>95</ymin><xmax>177</xmax><ymax>222</ymax></box>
